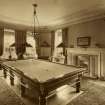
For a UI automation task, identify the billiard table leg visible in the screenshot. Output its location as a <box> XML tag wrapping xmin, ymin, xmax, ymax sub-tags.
<box><xmin>39</xmin><ymin>84</ymin><xmax>47</xmax><ymax>105</ymax></box>
<box><xmin>21</xmin><ymin>85</ymin><xmax>25</xmax><ymax>97</ymax></box>
<box><xmin>20</xmin><ymin>78</ymin><xmax>26</xmax><ymax>97</ymax></box>
<box><xmin>76</xmin><ymin>74</ymin><xmax>81</xmax><ymax>93</ymax></box>
<box><xmin>3</xmin><ymin>69</ymin><xmax>7</xmax><ymax>79</ymax></box>
<box><xmin>76</xmin><ymin>78</ymin><xmax>80</xmax><ymax>93</ymax></box>
<box><xmin>0</xmin><ymin>64</ymin><xmax>2</xmax><ymax>70</ymax></box>
<box><xmin>9</xmin><ymin>70</ymin><xmax>14</xmax><ymax>86</ymax></box>
<box><xmin>39</xmin><ymin>96</ymin><xmax>47</xmax><ymax>105</ymax></box>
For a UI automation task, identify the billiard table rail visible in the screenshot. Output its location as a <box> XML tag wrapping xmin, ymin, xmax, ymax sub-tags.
<box><xmin>1</xmin><ymin>62</ymin><xmax>84</xmax><ymax>89</ymax></box>
<box><xmin>1</xmin><ymin>62</ymin><xmax>85</xmax><ymax>86</ymax></box>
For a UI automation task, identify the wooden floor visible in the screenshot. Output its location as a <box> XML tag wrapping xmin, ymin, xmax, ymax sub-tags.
<box><xmin>48</xmin><ymin>85</ymin><xmax>83</xmax><ymax>105</ymax></box>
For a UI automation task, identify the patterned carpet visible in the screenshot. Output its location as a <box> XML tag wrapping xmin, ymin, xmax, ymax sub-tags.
<box><xmin>67</xmin><ymin>79</ymin><xmax>105</xmax><ymax>105</ymax></box>
<box><xmin>0</xmin><ymin>78</ymin><xmax>25</xmax><ymax>105</ymax></box>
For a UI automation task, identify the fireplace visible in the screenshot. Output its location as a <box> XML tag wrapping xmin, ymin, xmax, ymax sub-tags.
<box><xmin>66</xmin><ymin>48</ymin><xmax>102</xmax><ymax>79</ymax></box>
<box><xmin>77</xmin><ymin>55</ymin><xmax>89</xmax><ymax>69</ymax></box>
<box><xmin>74</xmin><ymin>54</ymin><xmax>98</xmax><ymax>78</ymax></box>
<box><xmin>77</xmin><ymin>55</ymin><xmax>91</xmax><ymax>77</ymax></box>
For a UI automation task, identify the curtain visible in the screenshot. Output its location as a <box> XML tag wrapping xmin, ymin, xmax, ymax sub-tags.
<box><xmin>62</xmin><ymin>28</ymin><xmax>68</xmax><ymax>64</ymax></box>
<box><xmin>51</xmin><ymin>31</ymin><xmax>55</xmax><ymax>61</ymax></box>
<box><xmin>0</xmin><ymin>28</ymin><xmax>4</xmax><ymax>56</ymax></box>
<box><xmin>15</xmin><ymin>30</ymin><xmax>26</xmax><ymax>59</ymax></box>
<box><xmin>34</xmin><ymin>34</ymin><xmax>40</xmax><ymax>58</ymax></box>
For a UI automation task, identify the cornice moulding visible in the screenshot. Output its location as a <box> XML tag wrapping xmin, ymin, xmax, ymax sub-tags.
<box><xmin>0</xmin><ymin>4</ymin><xmax>105</xmax><ymax>31</ymax></box>
<box><xmin>49</xmin><ymin>7</ymin><xmax>105</xmax><ymax>30</ymax></box>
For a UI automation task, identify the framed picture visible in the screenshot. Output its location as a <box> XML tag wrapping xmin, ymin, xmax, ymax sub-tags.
<box><xmin>77</xmin><ymin>36</ymin><xmax>91</xmax><ymax>47</ymax></box>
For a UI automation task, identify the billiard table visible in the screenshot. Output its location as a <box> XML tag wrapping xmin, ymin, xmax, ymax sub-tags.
<box><xmin>0</xmin><ymin>59</ymin><xmax>86</xmax><ymax>105</ymax></box>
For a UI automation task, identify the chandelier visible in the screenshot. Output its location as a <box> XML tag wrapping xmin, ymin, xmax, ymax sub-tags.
<box><xmin>32</xmin><ymin>3</ymin><xmax>39</xmax><ymax>40</ymax></box>
<box><xmin>32</xmin><ymin>3</ymin><xmax>40</xmax><ymax>57</ymax></box>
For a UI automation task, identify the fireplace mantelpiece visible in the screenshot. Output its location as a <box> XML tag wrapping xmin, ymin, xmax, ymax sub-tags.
<box><xmin>66</xmin><ymin>48</ymin><xmax>105</xmax><ymax>79</ymax></box>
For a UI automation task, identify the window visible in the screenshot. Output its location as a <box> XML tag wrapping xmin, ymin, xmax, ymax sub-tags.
<box><xmin>25</xmin><ymin>31</ymin><xmax>37</xmax><ymax>58</ymax></box>
<box><xmin>55</xmin><ymin>29</ymin><xmax>62</xmax><ymax>47</ymax></box>
<box><xmin>54</xmin><ymin>29</ymin><xmax>64</xmax><ymax>59</ymax></box>
<box><xmin>2</xmin><ymin>29</ymin><xmax>16</xmax><ymax>59</ymax></box>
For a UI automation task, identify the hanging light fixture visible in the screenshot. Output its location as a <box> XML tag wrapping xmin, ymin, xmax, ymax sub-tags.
<box><xmin>32</xmin><ymin>3</ymin><xmax>39</xmax><ymax>40</ymax></box>
<box><xmin>32</xmin><ymin>3</ymin><xmax>40</xmax><ymax>58</ymax></box>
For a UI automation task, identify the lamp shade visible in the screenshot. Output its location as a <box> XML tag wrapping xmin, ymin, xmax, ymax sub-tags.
<box><xmin>10</xmin><ymin>42</ymin><xmax>33</xmax><ymax>47</ymax></box>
